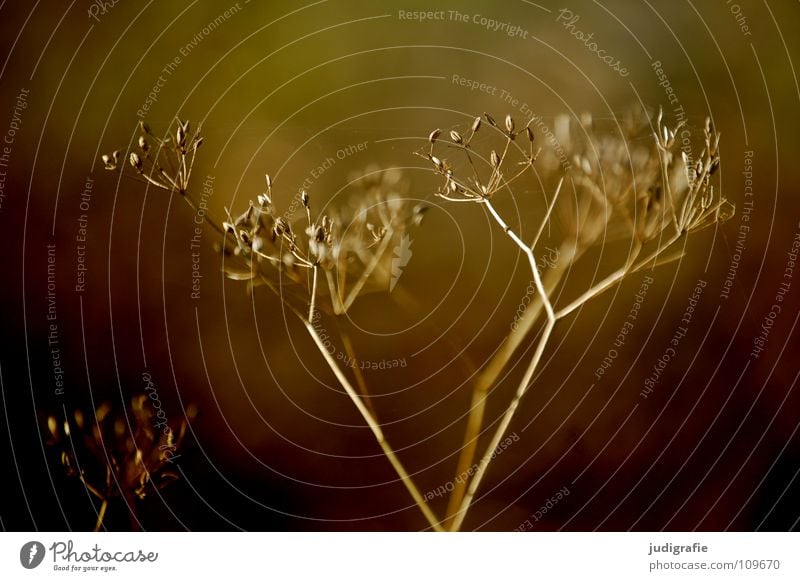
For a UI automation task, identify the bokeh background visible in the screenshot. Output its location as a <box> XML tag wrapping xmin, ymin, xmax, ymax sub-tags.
<box><xmin>0</xmin><ymin>0</ymin><xmax>798</xmax><ymax>531</ymax></box>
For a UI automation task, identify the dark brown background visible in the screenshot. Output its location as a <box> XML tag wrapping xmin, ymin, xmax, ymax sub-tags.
<box><xmin>0</xmin><ymin>0</ymin><xmax>798</xmax><ymax>531</ymax></box>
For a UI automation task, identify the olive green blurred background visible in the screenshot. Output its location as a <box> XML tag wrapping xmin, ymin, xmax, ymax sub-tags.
<box><xmin>1</xmin><ymin>0</ymin><xmax>798</xmax><ymax>531</ymax></box>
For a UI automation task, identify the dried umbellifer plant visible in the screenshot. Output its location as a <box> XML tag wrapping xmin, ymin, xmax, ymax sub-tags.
<box><xmin>103</xmin><ymin>108</ymin><xmax>732</xmax><ymax>532</ymax></box>
<box><xmin>423</xmin><ymin>108</ymin><xmax>733</xmax><ymax>530</ymax></box>
<box><xmin>102</xmin><ymin>121</ymin><xmax>441</xmax><ymax>529</ymax></box>
<box><xmin>45</xmin><ymin>395</ymin><xmax>196</xmax><ymax>531</ymax></box>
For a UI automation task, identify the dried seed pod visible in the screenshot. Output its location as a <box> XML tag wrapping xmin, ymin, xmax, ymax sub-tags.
<box><xmin>139</xmin><ymin>120</ymin><xmax>151</xmax><ymax>135</ymax></box>
<box><xmin>505</xmin><ymin>114</ymin><xmax>515</xmax><ymax>133</ymax></box>
<box><xmin>129</xmin><ymin>152</ymin><xmax>143</xmax><ymax>171</ymax></box>
<box><xmin>429</xmin><ymin>128</ymin><xmax>441</xmax><ymax>144</ymax></box>
<box><xmin>450</xmin><ymin>130</ymin><xmax>463</xmax><ymax>144</ymax></box>
<box><xmin>484</xmin><ymin>112</ymin><xmax>496</xmax><ymax>126</ymax></box>
<box><xmin>490</xmin><ymin>150</ymin><xmax>500</xmax><ymax>168</ymax></box>
<box><xmin>265</xmin><ymin>174</ymin><xmax>273</xmax><ymax>189</ymax></box>
<box><xmin>138</xmin><ymin>135</ymin><xmax>149</xmax><ymax>153</ymax></box>
<box><xmin>413</xmin><ymin>203</ymin><xmax>429</xmax><ymax>225</ymax></box>
<box><xmin>301</xmin><ymin>190</ymin><xmax>310</xmax><ymax>207</ymax></box>
<box><xmin>430</xmin><ymin>155</ymin><xmax>443</xmax><ymax>170</ymax></box>
<box><xmin>525</xmin><ymin>126</ymin><xmax>534</xmax><ymax>142</ymax></box>
<box><xmin>471</xmin><ymin>116</ymin><xmax>481</xmax><ymax>133</ymax></box>
<box><xmin>257</xmin><ymin>193</ymin><xmax>271</xmax><ymax>206</ymax></box>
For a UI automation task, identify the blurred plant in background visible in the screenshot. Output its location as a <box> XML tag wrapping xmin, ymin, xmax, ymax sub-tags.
<box><xmin>46</xmin><ymin>395</ymin><xmax>196</xmax><ymax>531</ymax></box>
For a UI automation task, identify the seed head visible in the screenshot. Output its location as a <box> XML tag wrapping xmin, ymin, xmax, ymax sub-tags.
<box><xmin>429</xmin><ymin>129</ymin><xmax>441</xmax><ymax>144</ymax></box>
<box><xmin>449</xmin><ymin>130</ymin><xmax>463</xmax><ymax>144</ymax></box>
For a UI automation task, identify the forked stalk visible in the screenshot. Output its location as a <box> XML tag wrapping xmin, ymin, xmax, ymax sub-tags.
<box><xmin>449</xmin><ymin>226</ymin><xmax>685</xmax><ymax>530</ymax></box>
<box><xmin>448</xmin><ymin>192</ymin><xmax>558</xmax><ymax>531</ymax></box>
<box><xmin>446</xmin><ymin>188</ymin><xmax>573</xmax><ymax>522</ymax></box>
<box><xmin>449</xmin><ymin>317</ymin><xmax>555</xmax><ymax>532</ymax></box>
<box><xmin>303</xmin><ymin>318</ymin><xmax>444</xmax><ymax>531</ymax></box>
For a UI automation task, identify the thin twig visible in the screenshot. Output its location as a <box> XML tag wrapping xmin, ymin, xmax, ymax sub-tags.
<box><xmin>341</xmin><ymin>228</ymin><xmax>394</xmax><ymax>312</ymax></box>
<box><xmin>303</xmin><ymin>320</ymin><xmax>444</xmax><ymax>531</ymax></box>
<box><xmin>448</xmin><ymin>190</ymin><xmax>559</xmax><ymax>531</ymax></box>
<box><xmin>450</xmin><ymin>317</ymin><xmax>555</xmax><ymax>531</ymax></box>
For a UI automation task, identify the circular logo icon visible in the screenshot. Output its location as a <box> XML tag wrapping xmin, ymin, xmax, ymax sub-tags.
<box><xmin>19</xmin><ymin>541</ymin><xmax>46</xmax><ymax>569</ymax></box>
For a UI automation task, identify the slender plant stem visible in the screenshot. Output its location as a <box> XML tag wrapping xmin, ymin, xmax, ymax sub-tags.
<box><xmin>451</xmin><ymin>233</ymin><xmax>684</xmax><ymax>530</ymax></box>
<box><xmin>339</xmin><ymin>328</ymin><xmax>378</xmax><ymax>419</ymax></box>
<box><xmin>445</xmin><ymin>184</ymin><xmax>567</xmax><ymax>522</ymax></box>
<box><xmin>448</xmin><ymin>193</ymin><xmax>559</xmax><ymax>531</ymax></box>
<box><xmin>444</xmin><ymin>384</ymin><xmax>487</xmax><ymax>524</ymax></box>
<box><xmin>483</xmin><ymin>199</ymin><xmax>555</xmax><ymax>321</ymax></box>
<box><xmin>555</xmin><ymin>233</ymin><xmax>680</xmax><ymax>320</ymax></box>
<box><xmin>303</xmin><ymin>320</ymin><xmax>444</xmax><ymax>531</ymax></box>
<box><xmin>444</xmin><ymin>245</ymin><xmax>573</xmax><ymax>521</ymax></box>
<box><xmin>450</xmin><ymin>318</ymin><xmax>555</xmax><ymax>531</ymax></box>
<box><xmin>341</xmin><ymin>230</ymin><xmax>394</xmax><ymax>312</ymax></box>
<box><xmin>309</xmin><ymin>265</ymin><xmax>319</xmax><ymax>321</ymax></box>
<box><xmin>94</xmin><ymin>499</ymin><xmax>108</xmax><ymax>532</ymax></box>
